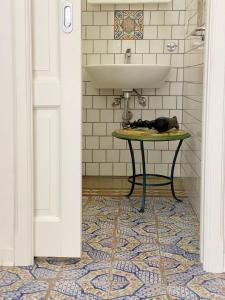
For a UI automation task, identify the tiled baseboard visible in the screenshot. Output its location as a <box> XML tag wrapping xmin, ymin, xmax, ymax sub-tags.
<box><xmin>83</xmin><ymin>187</ymin><xmax>187</xmax><ymax>197</ymax></box>
<box><xmin>82</xmin><ymin>175</ymin><xmax>187</xmax><ymax>197</ymax></box>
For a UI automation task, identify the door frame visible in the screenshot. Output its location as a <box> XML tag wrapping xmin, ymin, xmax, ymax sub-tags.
<box><xmin>200</xmin><ymin>0</ymin><xmax>225</xmax><ymax>272</ymax></box>
<box><xmin>13</xmin><ymin>0</ymin><xmax>225</xmax><ymax>271</ymax></box>
<box><xmin>13</xmin><ymin>0</ymin><xmax>34</xmax><ymax>266</ymax></box>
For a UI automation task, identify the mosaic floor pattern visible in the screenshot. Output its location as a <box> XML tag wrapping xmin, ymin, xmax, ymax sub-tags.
<box><xmin>1</xmin><ymin>196</ymin><xmax>225</xmax><ymax>299</ymax></box>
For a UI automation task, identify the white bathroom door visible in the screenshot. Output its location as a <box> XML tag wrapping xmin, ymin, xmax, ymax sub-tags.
<box><xmin>32</xmin><ymin>0</ymin><xmax>81</xmax><ymax>257</ymax></box>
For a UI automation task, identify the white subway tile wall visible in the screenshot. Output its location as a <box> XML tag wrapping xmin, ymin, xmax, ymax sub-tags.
<box><xmin>82</xmin><ymin>0</ymin><xmax>185</xmax><ymax>176</ymax></box>
<box><xmin>181</xmin><ymin>0</ymin><xmax>206</xmax><ymax>216</ymax></box>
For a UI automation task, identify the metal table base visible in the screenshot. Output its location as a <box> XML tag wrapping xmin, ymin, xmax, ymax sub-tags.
<box><xmin>127</xmin><ymin>139</ymin><xmax>183</xmax><ymax>212</ymax></box>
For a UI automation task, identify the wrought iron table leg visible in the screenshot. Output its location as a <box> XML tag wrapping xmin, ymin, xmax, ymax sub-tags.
<box><xmin>140</xmin><ymin>141</ymin><xmax>146</xmax><ymax>213</ymax></box>
<box><xmin>171</xmin><ymin>139</ymin><xmax>183</xmax><ymax>202</ymax></box>
<box><xmin>127</xmin><ymin>140</ymin><xmax>136</xmax><ymax>197</ymax></box>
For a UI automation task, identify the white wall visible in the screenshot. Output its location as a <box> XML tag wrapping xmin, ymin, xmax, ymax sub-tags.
<box><xmin>181</xmin><ymin>0</ymin><xmax>206</xmax><ymax>216</ymax></box>
<box><xmin>0</xmin><ymin>1</ymin><xmax>15</xmax><ymax>265</ymax></box>
<box><xmin>82</xmin><ymin>0</ymin><xmax>186</xmax><ymax>177</ymax></box>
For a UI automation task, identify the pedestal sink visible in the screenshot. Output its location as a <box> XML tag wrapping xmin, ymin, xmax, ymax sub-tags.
<box><xmin>85</xmin><ymin>64</ymin><xmax>171</xmax><ymax>90</ymax></box>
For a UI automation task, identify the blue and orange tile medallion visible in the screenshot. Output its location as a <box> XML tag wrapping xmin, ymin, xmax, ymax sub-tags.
<box><xmin>114</xmin><ymin>10</ymin><xmax>144</xmax><ymax>40</ymax></box>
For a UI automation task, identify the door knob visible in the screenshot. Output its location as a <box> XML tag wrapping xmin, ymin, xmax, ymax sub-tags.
<box><xmin>63</xmin><ymin>1</ymin><xmax>73</xmax><ymax>33</ymax></box>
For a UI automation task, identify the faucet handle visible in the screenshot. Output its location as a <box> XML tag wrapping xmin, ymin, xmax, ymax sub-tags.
<box><xmin>139</xmin><ymin>97</ymin><xmax>146</xmax><ymax>107</ymax></box>
<box><xmin>112</xmin><ymin>97</ymin><xmax>121</xmax><ymax>107</ymax></box>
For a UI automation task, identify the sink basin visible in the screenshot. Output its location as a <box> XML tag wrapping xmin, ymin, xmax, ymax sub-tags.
<box><xmin>85</xmin><ymin>64</ymin><xmax>171</xmax><ymax>90</ymax></box>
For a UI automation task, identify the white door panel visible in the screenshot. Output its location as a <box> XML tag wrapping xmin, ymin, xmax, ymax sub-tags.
<box><xmin>32</xmin><ymin>0</ymin><xmax>81</xmax><ymax>257</ymax></box>
<box><xmin>34</xmin><ymin>79</ymin><xmax>61</xmax><ymax>107</ymax></box>
<box><xmin>34</xmin><ymin>109</ymin><xmax>59</xmax><ymax>215</ymax></box>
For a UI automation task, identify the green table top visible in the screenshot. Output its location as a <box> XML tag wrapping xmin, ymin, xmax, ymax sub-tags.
<box><xmin>112</xmin><ymin>128</ymin><xmax>191</xmax><ymax>142</ymax></box>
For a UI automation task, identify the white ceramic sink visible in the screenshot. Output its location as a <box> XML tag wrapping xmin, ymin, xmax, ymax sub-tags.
<box><xmin>85</xmin><ymin>64</ymin><xmax>171</xmax><ymax>90</ymax></box>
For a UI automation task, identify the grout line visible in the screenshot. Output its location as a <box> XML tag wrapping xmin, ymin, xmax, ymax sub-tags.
<box><xmin>44</xmin><ymin>277</ymin><xmax>58</xmax><ymax>299</ymax></box>
<box><xmin>83</xmin><ymin>190</ymin><xmax>187</xmax><ymax>197</ymax></box>
<box><xmin>42</xmin><ymin>257</ymin><xmax>69</xmax><ymax>299</ymax></box>
<box><xmin>155</xmin><ymin>214</ymin><xmax>168</xmax><ymax>286</ymax></box>
<box><xmin>108</xmin><ymin>197</ymin><xmax>121</xmax><ymax>299</ymax></box>
<box><xmin>153</xmin><ymin>198</ymin><xmax>169</xmax><ymax>299</ymax></box>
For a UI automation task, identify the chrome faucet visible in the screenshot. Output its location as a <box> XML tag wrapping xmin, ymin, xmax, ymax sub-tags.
<box><xmin>125</xmin><ymin>48</ymin><xmax>131</xmax><ymax>64</ymax></box>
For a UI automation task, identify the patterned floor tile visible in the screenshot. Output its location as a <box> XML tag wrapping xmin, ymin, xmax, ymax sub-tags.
<box><xmin>109</xmin><ymin>291</ymin><xmax>169</xmax><ymax>300</ymax></box>
<box><xmin>109</xmin><ymin>260</ymin><xmax>166</xmax><ymax>299</ymax></box>
<box><xmin>158</xmin><ymin>234</ymin><xmax>199</xmax><ymax>249</ymax></box>
<box><xmin>115</xmin><ymin>239</ymin><xmax>159</xmax><ymax>261</ymax></box>
<box><xmin>118</xmin><ymin>209</ymin><xmax>154</xmax><ymax>224</ymax></box>
<box><xmin>130</xmin><ymin>222</ymin><xmax>158</xmax><ymax>238</ymax></box>
<box><xmin>188</xmin><ymin>273</ymin><xmax>225</xmax><ymax>299</ymax></box>
<box><xmin>176</xmin><ymin>236</ymin><xmax>200</xmax><ymax>255</ymax></box>
<box><xmin>153</xmin><ymin>198</ymin><xmax>194</xmax><ymax>218</ymax></box>
<box><xmin>130</xmin><ymin>250</ymin><xmax>163</xmax><ymax>275</ymax></box>
<box><xmin>82</xmin><ymin>224</ymin><xmax>114</xmax><ymax>243</ymax></box>
<box><xmin>163</xmin><ymin>263</ymin><xmax>205</xmax><ymax>287</ymax></box>
<box><xmin>51</xmin><ymin>279</ymin><xmax>109</xmax><ymax>299</ymax></box>
<box><xmin>116</xmin><ymin>222</ymin><xmax>158</xmax><ymax>246</ymax></box>
<box><xmin>157</xmin><ymin>222</ymin><xmax>198</xmax><ymax>246</ymax></box>
<box><xmin>48</xmin><ymin>289</ymin><xmax>102</xmax><ymax>299</ymax></box>
<box><xmin>51</xmin><ymin>263</ymin><xmax>111</xmax><ymax>300</ymax></box>
<box><xmin>85</xmin><ymin>196</ymin><xmax>120</xmax><ymax>209</ymax></box>
<box><xmin>83</xmin><ymin>208</ymin><xmax>118</xmax><ymax>223</ymax></box>
<box><xmin>0</xmin><ymin>279</ymin><xmax>49</xmax><ymax>299</ymax></box>
<box><xmin>167</xmin><ymin>285</ymin><xmax>203</xmax><ymax>300</ymax></box>
<box><xmin>86</xmin><ymin>235</ymin><xmax>115</xmax><ymax>250</ymax></box>
<box><xmin>108</xmin><ymin>295</ymin><xmax>169</xmax><ymax>300</ymax></box>
<box><xmin>82</xmin><ymin>218</ymin><xmax>115</xmax><ymax>229</ymax></box>
<box><xmin>91</xmin><ymin>213</ymin><xmax>117</xmax><ymax>223</ymax></box>
<box><xmin>160</xmin><ymin>245</ymin><xmax>206</xmax><ymax>288</ymax></box>
<box><xmin>158</xmin><ymin>212</ymin><xmax>199</xmax><ymax>226</ymax></box>
<box><xmin>0</xmin><ymin>268</ymin><xmax>35</xmax><ymax>293</ymax></box>
<box><xmin>160</xmin><ymin>243</ymin><xmax>200</xmax><ymax>264</ymax></box>
<box><xmin>19</xmin><ymin>257</ymin><xmax>67</xmax><ymax>278</ymax></box>
<box><xmin>161</xmin><ymin>252</ymin><xmax>194</xmax><ymax>274</ymax></box>
<box><xmin>120</xmin><ymin>196</ymin><xmax>154</xmax><ymax>211</ymax></box>
<box><xmin>119</xmin><ymin>211</ymin><xmax>156</xmax><ymax>227</ymax></box>
<box><xmin>58</xmin><ymin>260</ymin><xmax>110</xmax><ymax>279</ymax></box>
<box><xmin>57</xmin><ymin>255</ymin><xmax>95</xmax><ymax>273</ymax></box>
<box><xmin>82</xmin><ymin>240</ymin><xmax>114</xmax><ymax>261</ymax></box>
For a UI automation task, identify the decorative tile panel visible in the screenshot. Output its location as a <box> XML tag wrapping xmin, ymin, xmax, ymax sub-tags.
<box><xmin>114</xmin><ymin>10</ymin><xmax>144</xmax><ymax>40</ymax></box>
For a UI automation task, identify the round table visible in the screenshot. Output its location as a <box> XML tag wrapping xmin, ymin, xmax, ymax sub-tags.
<box><xmin>112</xmin><ymin>128</ymin><xmax>191</xmax><ymax>212</ymax></box>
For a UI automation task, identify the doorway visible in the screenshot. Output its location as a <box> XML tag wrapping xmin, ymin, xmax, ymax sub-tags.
<box><xmin>5</xmin><ymin>0</ymin><xmax>225</xmax><ymax>281</ymax></box>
